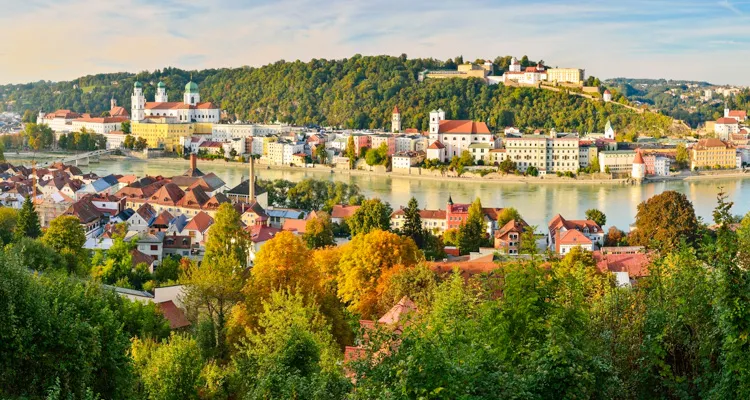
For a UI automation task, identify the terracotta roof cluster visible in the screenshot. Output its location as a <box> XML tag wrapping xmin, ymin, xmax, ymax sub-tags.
<box><xmin>145</xmin><ymin>101</ymin><xmax>217</xmax><ymax>110</ymax></box>
<box><xmin>184</xmin><ymin>211</ymin><xmax>214</xmax><ymax>233</ymax></box>
<box><xmin>717</xmin><ymin>117</ymin><xmax>740</xmax><ymax>125</ymax></box>
<box><xmin>282</xmin><ymin>218</ymin><xmax>308</xmax><ymax>234</ymax></box>
<box><xmin>593</xmin><ymin>251</ymin><xmax>651</xmax><ymax>279</ymax></box>
<box><xmin>64</xmin><ymin>196</ymin><xmax>105</xmax><ymax>224</ymax></box>
<box><xmin>42</xmin><ymin>110</ymin><xmax>80</xmax><ymax>119</ymax></box>
<box><xmin>74</xmin><ymin>116</ymin><xmax>129</xmax><ymax>124</ymax></box>
<box><xmin>695</xmin><ymin>138</ymin><xmax>732</xmax><ymax>149</ymax></box>
<box><xmin>437</xmin><ymin>120</ymin><xmax>491</xmax><ymax>135</ymax></box>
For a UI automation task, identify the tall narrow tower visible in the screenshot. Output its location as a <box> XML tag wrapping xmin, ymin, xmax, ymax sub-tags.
<box><xmin>391</xmin><ymin>106</ymin><xmax>401</xmax><ymax>133</ymax></box>
<box><xmin>131</xmin><ymin>82</ymin><xmax>145</xmax><ymax>122</ymax></box>
<box><xmin>248</xmin><ymin>156</ymin><xmax>256</xmax><ymax>203</ymax></box>
<box><xmin>184</xmin><ymin>80</ymin><xmax>200</xmax><ymax>106</ymax></box>
<box><xmin>110</xmin><ymin>95</ymin><xmax>117</xmax><ymax>110</ymax></box>
<box><xmin>155</xmin><ymin>81</ymin><xmax>168</xmax><ymax>102</ymax></box>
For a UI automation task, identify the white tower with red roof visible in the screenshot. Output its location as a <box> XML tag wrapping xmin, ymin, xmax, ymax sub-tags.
<box><xmin>392</xmin><ymin>105</ymin><xmax>401</xmax><ymax>133</ymax></box>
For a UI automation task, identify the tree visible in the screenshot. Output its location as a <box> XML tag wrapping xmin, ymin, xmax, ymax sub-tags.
<box><xmin>123</xmin><ymin>134</ymin><xmax>135</xmax><ymax>149</ymax></box>
<box><xmin>120</xmin><ymin>120</ymin><xmax>131</xmax><ymax>134</ymax></box>
<box><xmin>458</xmin><ymin>198</ymin><xmax>488</xmax><ymax>254</ymax></box>
<box><xmin>303</xmin><ymin>211</ymin><xmax>335</xmax><ymax>249</ymax></box>
<box><xmin>131</xmin><ymin>334</ymin><xmax>203</xmax><ymax>400</ymax></box>
<box><xmin>585</xmin><ymin>208</ymin><xmax>607</xmax><ymax>227</ymax></box>
<box><xmin>41</xmin><ymin>215</ymin><xmax>87</xmax><ymax>275</ymax></box>
<box><xmin>250</xmin><ymin>231</ymin><xmax>322</xmax><ymax>302</ymax></box>
<box><xmin>203</xmin><ymin>203</ymin><xmax>248</xmax><ymax>266</ymax></box>
<box><xmin>345</xmin><ymin>136</ymin><xmax>356</xmax><ymax>168</ymax></box>
<box><xmin>232</xmin><ymin>290</ymin><xmax>350</xmax><ymax>399</ymax></box>
<box><xmin>314</xmin><ymin>144</ymin><xmax>328</xmax><ymax>164</ymax></box>
<box><xmin>15</xmin><ymin>196</ymin><xmax>41</xmax><ymax>241</ymax></box>
<box><xmin>0</xmin><ymin>207</ymin><xmax>18</xmax><ymax>245</ymax></box>
<box><xmin>589</xmin><ymin>156</ymin><xmax>601</xmax><ymax>173</ymax></box>
<box><xmin>22</xmin><ymin>109</ymin><xmax>37</xmax><ymax>123</ymax></box>
<box><xmin>604</xmin><ymin>226</ymin><xmax>626</xmax><ymax>246</ymax></box>
<box><xmin>336</xmin><ymin>230</ymin><xmax>421</xmax><ymax>318</ymax></box>
<box><xmin>520</xmin><ymin>225</ymin><xmax>538</xmax><ymax>255</ymax></box>
<box><xmin>443</xmin><ymin>228</ymin><xmax>461</xmax><ymax>247</ymax></box>
<box><xmin>526</xmin><ymin>165</ymin><xmax>539</xmax><ymax>176</ymax></box>
<box><xmin>400</xmin><ymin>197</ymin><xmax>425</xmax><ymax>248</ymax></box>
<box><xmin>0</xmin><ymin>141</ymin><xmax>5</xmax><ymax>162</ymax></box>
<box><xmin>134</xmin><ymin>136</ymin><xmax>148</xmax><ymax>151</ymax></box>
<box><xmin>676</xmin><ymin>143</ymin><xmax>689</xmax><ymax>170</ymax></box>
<box><xmin>496</xmin><ymin>207</ymin><xmax>522</xmax><ymax>227</ymax></box>
<box><xmin>629</xmin><ymin>191</ymin><xmax>699</xmax><ymax>252</ymax></box>
<box><xmin>346</xmin><ymin>198</ymin><xmax>393</xmax><ymax>236</ymax></box>
<box><xmin>22</xmin><ymin>123</ymin><xmax>54</xmax><ymax>150</ymax></box>
<box><xmin>499</xmin><ymin>158</ymin><xmax>516</xmax><ymax>174</ymax></box>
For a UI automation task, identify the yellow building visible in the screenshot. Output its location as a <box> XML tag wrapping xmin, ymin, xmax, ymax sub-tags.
<box><xmin>132</xmin><ymin>118</ymin><xmax>214</xmax><ymax>152</ymax></box>
<box><xmin>262</xmin><ymin>137</ymin><xmax>277</xmax><ymax>156</ymax></box>
<box><xmin>421</xmin><ymin>62</ymin><xmax>493</xmax><ymax>82</ymax></box>
<box><xmin>690</xmin><ymin>138</ymin><xmax>736</xmax><ymax>170</ymax></box>
<box><xmin>546</xmin><ymin>68</ymin><xmax>585</xmax><ymax>85</ymax></box>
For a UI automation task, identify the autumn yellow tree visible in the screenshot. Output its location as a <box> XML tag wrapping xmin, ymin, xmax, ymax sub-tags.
<box><xmin>336</xmin><ymin>230</ymin><xmax>421</xmax><ymax>318</ymax></box>
<box><xmin>249</xmin><ymin>231</ymin><xmax>322</xmax><ymax>301</ymax></box>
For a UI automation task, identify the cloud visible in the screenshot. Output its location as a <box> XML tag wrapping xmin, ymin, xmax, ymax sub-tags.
<box><xmin>1</xmin><ymin>0</ymin><xmax>750</xmax><ymax>85</ymax></box>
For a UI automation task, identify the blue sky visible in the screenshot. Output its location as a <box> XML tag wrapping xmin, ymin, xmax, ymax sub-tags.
<box><xmin>1</xmin><ymin>0</ymin><xmax>749</xmax><ymax>85</ymax></box>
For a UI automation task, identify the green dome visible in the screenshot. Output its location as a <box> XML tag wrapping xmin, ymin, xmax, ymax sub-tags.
<box><xmin>134</xmin><ymin>81</ymin><xmax>142</xmax><ymax>88</ymax></box>
<box><xmin>185</xmin><ymin>81</ymin><xmax>199</xmax><ymax>94</ymax></box>
<box><xmin>157</xmin><ymin>81</ymin><xmax>165</xmax><ymax>88</ymax></box>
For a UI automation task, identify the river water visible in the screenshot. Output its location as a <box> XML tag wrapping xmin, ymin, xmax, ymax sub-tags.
<box><xmin>11</xmin><ymin>156</ymin><xmax>750</xmax><ymax>230</ymax></box>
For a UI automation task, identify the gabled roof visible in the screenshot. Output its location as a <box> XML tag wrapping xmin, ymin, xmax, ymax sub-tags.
<box><xmin>157</xmin><ymin>301</ymin><xmax>191</xmax><ymax>329</ymax></box>
<box><xmin>495</xmin><ymin>219</ymin><xmax>527</xmax><ymax>238</ymax></box>
<box><xmin>202</xmin><ymin>193</ymin><xmax>230</xmax><ymax>210</ymax></box>
<box><xmin>427</xmin><ymin>141</ymin><xmax>445</xmax><ymax>150</ymax></box>
<box><xmin>557</xmin><ymin>229</ymin><xmax>592</xmax><ymax>247</ymax></box>
<box><xmin>184</xmin><ymin>211</ymin><xmax>213</xmax><ymax>233</ymax></box>
<box><xmin>65</xmin><ymin>197</ymin><xmax>104</xmax><ymax>224</ymax></box>
<box><xmin>130</xmin><ymin>248</ymin><xmax>155</xmax><ymax>268</ymax></box>
<box><xmin>391</xmin><ymin>208</ymin><xmax>446</xmax><ymax>220</ymax></box>
<box><xmin>149</xmin><ymin>183</ymin><xmax>185</xmax><ymax>205</ymax></box>
<box><xmin>593</xmin><ymin>251</ymin><xmax>651</xmax><ymax>278</ymax></box>
<box><xmin>226</xmin><ymin>179</ymin><xmax>267</xmax><ymax>197</ymax></box>
<box><xmin>152</xmin><ymin>210</ymin><xmax>174</xmax><ymax>226</ymax></box>
<box><xmin>438</xmin><ymin>120</ymin><xmax>491</xmax><ymax>135</ymax></box>
<box><xmin>378</xmin><ymin>297</ymin><xmax>417</xmax><ymax>325</ymax></box>
<box><xmin>247</xmin><ymin>224</ymin><xmax>282</xmax><ymax>243</ymax></box>
<box><xmin>331</xmin><ymin>204</ymin><xmax>360</xmax><ymax>219</ymax></box>
<box><xmin>177</xmin><ymin>186</ymin><xmax>210</xmax><ymax>208</ymax></box>
<box><xmin>548</xmin><ymin>214</ymin><xmax>602</xmax><ymax>234</ymax></box>
<box><xmin>716</xmin><ymin>117</ymin><xmax>740</xmax><ymax>124</ymax></box>
<box><xmin>282</xmin><ymin>218</ymin><xmax>307</xmax><ymax>234</ymax></box>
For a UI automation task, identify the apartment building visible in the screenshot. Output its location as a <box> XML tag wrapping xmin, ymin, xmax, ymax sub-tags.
<box><xmin>503</xmin><ymin>135</ymin><xmax>580</xmax><ymax>174</ymax></box>
<box><xmin>690</xmin><ymin>138</ymin><xmax>737</xmax><ymax>170</ymax></box>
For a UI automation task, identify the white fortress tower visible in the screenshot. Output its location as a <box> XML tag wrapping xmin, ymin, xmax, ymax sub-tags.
<box><xmin>509</xmin><ymin>56</ymin><xmax>522</xmax><ymax>72</ymax></box>
<box><xmin>392</xmin><ymin>105</ymin><xmax>401</xmax><ymax>133</ymax></box>
<box><xmin>632</xmin><ymin>151</ymin><xmax>646</xmax><ymax>180</ymax></box>
<box><xmin>184</xmin><ymin>80</ymin><xmax>200</xmax><ymax>106</ymax></box>
<box><xmin>131</xmin><ymin>81</ymin><xmax>145</xmax><ymax>122</ymax></box>
<box><xmin>155</xmin><ymin>81</ymin><xmax>168</xmax><ymax>103</ymax></box>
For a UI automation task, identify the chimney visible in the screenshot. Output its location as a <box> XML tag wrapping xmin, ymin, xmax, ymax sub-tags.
<box><xmin>248</xmin><ymin>156</ymin><xmax>255</xmax><ymax>202</ymax></box>
<box><xmin>190</xmin><ymin>153</ymin><xmax>197</xmax><ymax>170</ymax></box>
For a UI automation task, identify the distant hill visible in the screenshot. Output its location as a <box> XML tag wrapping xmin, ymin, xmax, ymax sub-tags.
<box><xmin>0</xmin><ymin>55</ymin><xmax>678</xmax><ymax>136</ymax></box>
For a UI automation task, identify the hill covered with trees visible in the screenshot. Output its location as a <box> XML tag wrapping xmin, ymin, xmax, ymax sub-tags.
<box><xmin>1</xmin><ymin>55</ymin><xmax>679</xmax><ymax>136</ymax></box>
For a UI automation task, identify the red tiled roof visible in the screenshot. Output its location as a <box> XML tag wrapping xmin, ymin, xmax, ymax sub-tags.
<box><xmin>633</xmin><ymin>151</ymin><xmax>645</xmax><ymax>165</ymax></box>
<box><xmin>716</xmin><ymin>117</ymin><xmax>739</xmax><ymax>124</ymax></box>
<box><xmin>247</xmin><ymin>224</ymin><xmax>282</xmax><ymax>243</ymax></box>
<box><xmin>557</xmin><ymin>229</ymin><xmax>592</xmax><ymax>246</ymax></box>
<box><xmin>149</xmin><ymin>183</ymin><xmax>185</xmax><ymax>205</ymax></box>
<box><xmin>152</xmin><ymin>210</ymin><xmax>174</xmax><ymax>226</ymax></box>
<box><xmin>593</xmin><ymin>251</ymin><xmax>651</xmax><ymax>278</ymax></box>
<box><xmin>728</xmin><ymin>110</ymin><xmax>747</xmax><ymax>119</ymax></box>
<box><xmin>391</xmin><ymin>208</ymin><xmax>447</xmax><ymax>220</ymax></box>
<box><xmin>184</xmin><ymin>211</ymin><xmax>214</xmax><ymax>233</ymax></box>
<box><xmin>110</xmin><ymin>106</ymin><xmax>129</xmax><ymax>117</ymax></box>
<box><xmin>282</xmin><ymin>218</ymin><xmax>308</xmax><ymax>234</ymax></box>
<box><xmin>157</xmin><ymin>301</ymin><xmax>191</xmax><ymax>329</ymax></box>
<box><xmin>404</xmin><ymin>128</ymin><xmax>419</xmax><ymax>134</ymax></box>
<box><xmin>696</xmin><ymin>138</ymin><xmax>731</xmax><ymax>149</ymax></box>
<box><xmin>74</xmin><ymin>116</ymin><xmax>129</xmax><ymax>124</ymax></box>
<box><xmin>145</xmin><ymin>101</ymin><xmax>217</xmax><ymax>110</ymax></box>
<box><xmin>438</xmin><ymin>120</ymin><xmax>491</xmax><ymax>134</ymax></box>
<box><xmin>393</xmin><ymin>105</ymin><xmax>400</xmax><ymax>114</ymax></box>
<box><xmin>378</xmin><ymin>297</ymin><xmax>417</xmax><ymax>325</ymax></box>
<box><xmin>331</xmin><ymin>204</ymin><xmax>360</xmax><ymax>219</ymax></box>
<box><xmin>427</xmin><ymin>141</ymin><xmax>445</xmax><ymax>150</ymax></box>
<box><xmin>130</xmin><ymin>249</ymin><xmax>155</xmax><ymax>268</ymax></box>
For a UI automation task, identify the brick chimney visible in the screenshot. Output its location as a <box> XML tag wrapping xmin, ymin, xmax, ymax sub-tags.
<box><xmin>190</xmin><ymin>153</ymin><xmax>197</xmax><ymax>170</ymax></box>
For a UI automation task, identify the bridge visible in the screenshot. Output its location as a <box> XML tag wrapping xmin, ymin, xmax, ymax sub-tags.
<box><xmin>40</xmin><ymin>148</ymin><xmax>118</xmax><ymax>167</ymax></box>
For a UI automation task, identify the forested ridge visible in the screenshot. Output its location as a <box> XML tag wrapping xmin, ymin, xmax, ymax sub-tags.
<box><xmin>1</xmin><ymin>55</ymin><xmax>677</xmax><ymax>135</ymax></box>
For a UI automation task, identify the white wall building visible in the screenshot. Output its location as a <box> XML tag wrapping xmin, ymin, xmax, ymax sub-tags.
<box><xmin>211</xmin><ymin>123</ymin><xmax>288</xmax><ymax>141</ymax></box>
<box><xmin>715</xmin><ymin>117</ymin><xmax>740</xmax><ymax>141</ymax></box>
<box><xmin>131</xmin><ymin>81</ymin><xmax>220</xmax><ymax>123</ymax></box>
<box><xmin>392</xmin><ymin>151</ymin><xmax>425</xmax><ymax>169</ymax></box>
<box><xmin>265</xmin><ymin>141</ymin><xmax>304</xmax><ymax>165</ymax></box>
<box><xmin>503</xmin><ymin>136</ymin><xmax>580</xmax><ymax>174</ymax></box>
<box><xmin>102</xmin><ymin>131</ymin><xmax>128</xmax><ymax>149</ymax></box>
<box><xmin>427</xmin><ymin>109</ymin><xmax>494</xmax><ymax>161</ymax></box>
<box><xmin>654</xmin><ymin>156</ymin><xmax>671</xmax><ymax>176</ymax></box>
<box><xmin>599</xmin><ymin>151</ymin><xmax>636</xmax><ymax>174</ymax></box>
<box><xmin>71</xmin><ymin>117</ymin><xmax>128</xmax><ymax>134</ymax></box>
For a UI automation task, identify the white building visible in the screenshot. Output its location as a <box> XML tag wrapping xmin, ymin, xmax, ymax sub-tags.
<box><xmin>632</xmin><ymin>152</ymin><xmax>646</xmax><ymax>180</ymax></box>
<box><xmin>503</xmin><ymin>136</ymin><xmax>580</xmax><ymax>174</ymax></box>
<box><xmin>395</xmin><ymin>135</ymin><xmax>427</xmax><ymax>153</ymax></box>
<box><xmin>102</xmin><ymin>131</ymin><xmax>128</xmax><ymax>149</ymax></box>
<box><xmin>427</xmin><ymin>109</ymin><xmax>494</xmax><ymax>161</ymax></box>
<box><xmin>715</xmin><ymin>117</ymin><xmax>740</xmax><ymax>141</ymax></box>
<box><xmin>654</xmin><ymin>156</ymin><xmax>671</xmax><ymax>176</ymax></box>
<box><xmin>131</xmin><ymin>81</ymin><xmax>220</xmax><ymax>123</ymax></box>
<box><xmin>265</xmin><ymin>141</ymin><xmax>304</xmax><ymax>165</ymax></box>
<box><xmin>599</xmin><ymin>151</ymin><xmax>636</xmax><ymax>174</ymax></box>
<box><xmin>37</xmin><ymin>110</ymin><xmax>81</xmax><ymax>133</ymax></box>
<box><xmin>392</xmin><ymin>106</ymin><xmax>401</xmax><ymax>133</ymax></box>
<box><xmin>392</xmin><ymin>151</ymin><xmax>425</xmax><ymax>169</ymax></box>
<box><xmin>70</xmin><ymin>117</ymin><xmax>128</xmax><ymax>134</ymax></box>
<box><xmin>603</xmin><ymin>90</ymin><xmax>613</xmax><ymax>102</ymax></box>
<box><xmin>211</xmin><ymin>123</ymin><xmax>288</xmax><ymax>141</ymax></box>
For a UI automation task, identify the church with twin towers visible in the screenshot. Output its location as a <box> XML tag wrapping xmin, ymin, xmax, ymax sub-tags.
<box><xmin>130</xmin><ymin>79</ymin><xmax>220</xmax><ymax>123</ymax></box>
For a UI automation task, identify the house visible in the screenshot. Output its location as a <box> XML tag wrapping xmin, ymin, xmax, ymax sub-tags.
<box><xmin>156</xmin><ymin>301</ymin><xmax>191</xmax><ymax>329</ymax></box>
<box><xmin>690</xmin><ymin>138</ymin><xmax>737</xmax><ymax>170</ymax></box>
<box><xmin>330</xmin><ymin>204</ymin><xmax>360</xmax><ymax>224</ymax></box>
<box><xmin>163</xmin><ymin>234</ymin><xmax>192</xmax><ymax>258</ymax></box>
<box><xmin>390</xmin><ymin>208</ymin><xmax>447</xmax><ymax>235</ymax></box>
<box><xmin>130</xmin><ymin>248</ymin><xmax>157</xmax><ymax>272</ymax></box>
<box><xmin>265</xmin><ymin>207</ymin><xmax>305</xmax><ymax>229</ymax></box>
<box><xmin>724</xmin><ymin>108</ymin><xmax>747</xmax><ymax>123</ymax></box>
<box><xmin>64</xmin><ymin>196</ymin><xmax>107</xmax><ymax>238</ymax></box>
<box><xmin>548</xmin><ymin>214</ymin><xmax>604</xmax><ymax>253</ymax></box>
<box><xmin>35</xmin><ymin>191</ymin><xmax>75</xmax><ymax>227</ymax></box>
<box><xmin>426</xmin><ymin>110</ymin><xmax>494</xmax><ymax>162</ymax></box>
<box><xmin>127</xmin><ymin>231</ymin><xmax>165</xmax><ymax>263</ymax></box>
<box><xmin>715</xmin><ymin>117</ymin><xmax>740</xmax><ymax>141</ymax></box>
<box><xmin>282</xmin><ymin>218</ymin><xmax>308</xmax><ymax>235</ymax></box>
<box><xmin>127</xmin><ymin>203</ymin><xmax>157</xmax><ymax>233</ymax></box>
<box><xmin>181</xmin><ymin>211</ymin><xmax>214</xmax><ymax>248</ymax></box>
<box><xmin>425</xmin><ymin>141</ymin><xmax>446</xmax><ymax>163</ymax></box>
<box><xmin>76</xmin><ymin>174</ymin><xmax>121</xmax><ymax>200</ymax></box>
<box><xmin>593</xmin><ymin>247</ymin><xmax>651</xmax><ymax>286</ymax></box>
<box><xmin>392</xmin><ymin>151</ymin><xmax>426</xmax><ymax>169</ymax></box>
<box><xmin>248</xmin><ymin>224</ymin><xmax>282</xmax><ymax>263</ymax></box>
<box><xmin>493</xmin><ymin>219</ymin><xmax>528</xmax><ymax>255</ymax></box>
<box><xmin>239</xmin><ymin>201</ymin><xmax>269</xmax><ymax>228</ymax></box>
<box><xmin>556</xmin><ymin>230</ymin><xmax>593</xmax><ymax>255</ymax></box>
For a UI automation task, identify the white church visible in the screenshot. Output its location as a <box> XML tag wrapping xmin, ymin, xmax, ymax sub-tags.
<box><xmin>131</xmin><ymin>80</ymin><xmax>220</xmax><ymax>123</ymax></box>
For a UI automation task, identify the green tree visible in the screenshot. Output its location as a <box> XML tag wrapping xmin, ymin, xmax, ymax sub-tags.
<box><xmin>0</xmin><ymin>207</ymin><xmax>18</xmax><ymax>245</ymax></box>
<box><xmin>120</xmin><ymin>120</ymin><xmax>131</xmax><ymax>134</ymax></box>
<box><xmin>203</xmin><ymin>203</ymin><xmax>248</xmax><ymax>266</ymax></box>
<box><xmin>629</xmin><ymin>191</ymin><xmax>698</xmax><ymax>252</ymax></box>
<box><xmin>232</xmin><ymin>290</ymin><xmax>350</xmax><ymax>399</ymax></box>
<box><xmin>345</xmin><ymin>136</ymin><xmax>356</xmax><ymax>168</ymax></box>
<box><xmin>400</xmin><ymin>197</ymin><xmax>425</xmax><ymax>248</ymax></box>
<box><xmin>589</xmin><ymin>156</ymin><xmax>601</xmax><ymax>173</ymax></box>
<box><xmin>22</xmin><ymin>109</ymin><xmax>37</xmax><ymax>123</ymax></box>
<box><xmin>458</xmin><ymin>198</ymin><xmax>488</xmax><ymax>254</ymax></box>
<box><xmin>131</xmin><ymin>334</ymin><xmax>203</xmax><ymax>400</ymax></box>
<box><xmin>499</xmin><ymin>157</ymin><xmax>516</xmax><ymax>174</ymax></box>
<box><xmin>346</xmin><ymin>198</ymin><xmax>393</xmax><ymax>236</ymax></box>
<box><xmin>0</xmin><ymin>141</ymin><xmax>5</xmax><ymax>162</ymax></box>
<box><xmin>585</xmin><ymin>208</ymin><xmax>607</xmax><ymax>227</ymax></box>
<box><xmin>303</xmin><ymin>211</ymin><xmax>336</xmax><ymax>249</ymax></box>
<box><xmin>520</xmin><ymin>225</ymin><xmax>538</xmax><ymax>255</ymax></box>
<box><xmin>41</xmin><ymin>215</ymin><xmax>88</xmax><ymax>275</ymax></box>
<box><xmin>675</xmin><ymin>143</ymin><xmax>689</xmax><ymax>169</ymax></box>
<box><xmin>314</xmin><ymin>144</ymin><xmax>328</xmax><ymax>164</ymax></box>
<box><xmin>123</xmin><ymin>134</ymin><xmax>135</xmax><ymax>149</ymax></box>
<box><xmin>526</xmin><ymin>165</ymin><xmax>539</xmax><ymax>176</ymax></box>
<box><xmin>134</xmin><ymin>136</ymin><xmax>148</xmax><ymax>151</ymax></box>
<box><xmin>496</xmin><ymin>207</ymin><xmax>522</xmax><ymax>227</ymax></box>
<box><xmin>15</xmin><ymin>196</ymin><xmax>41</xmax><ymax>241</ymax></box>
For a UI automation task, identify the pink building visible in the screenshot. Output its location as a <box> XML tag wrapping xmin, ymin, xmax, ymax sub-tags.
<box><xmin>353</xmin><ymin>135</ymin><xmax>371</xmax><ymax>156</ymax></box>
<box><xmin>642</xmin><ymin>154</ymin><xmax>656</xmax><ymax>176</ymax></box>
<box><xmin>370</xmin><ymin>135</ymin><xmax>396</xmax><ymax>156</ymax></box>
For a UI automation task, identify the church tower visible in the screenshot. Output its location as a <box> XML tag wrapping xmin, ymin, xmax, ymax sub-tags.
<box><xmin>429</xmin><ymin>109</ymin><xmax>445</xmax><ymax>135</ymax></box>
<box><xmin>155</xmin><ymin>81</ymin><xmax>168</xmax><ymax>103</ymax></box>
<box><xmin>110</xmin><ymin>95</ymin><xmax>117</xmax><ymax>110</ymax></box>
<box><xmin>392</xmin><ymin>105</ymin><xmax>401</xmax><ymax>133</ymax></box>
<box><xmin>131</xmin><ymin>81</ymin><xmax>145</xmax><ymax>122</ymax></box>
<box><xmin>184</xmin><ymin>80</ymin><xmax>199</xmax><ymax>106</ymax></box>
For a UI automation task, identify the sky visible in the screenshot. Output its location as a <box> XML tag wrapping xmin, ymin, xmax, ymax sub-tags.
<box><xmin>1</xmin><ymin>0</ymin><xmax>750</xmax><ymax>85</ymax></box>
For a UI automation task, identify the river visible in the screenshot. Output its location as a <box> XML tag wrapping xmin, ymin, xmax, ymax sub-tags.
<box><xmin>9</xmin><ymin>156</ymin><xmax>750</xmax><ymax>230</ymax></box>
